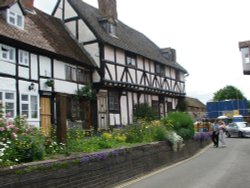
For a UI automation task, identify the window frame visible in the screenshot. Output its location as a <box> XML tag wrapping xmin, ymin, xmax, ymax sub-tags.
<box><xmin>0</xmin><ymin>91</ymin><xmax>16</xmax><ymax>118</ymax></box>
<box><xmin>0</xmin><ymin>44</ymin><xmax>16</xmax><ymax>63</ymax></box>
<box><xmin>7</xmin><ymin>9</ymin><xmax>24</xmax><ymax>29</ymax></box>
<box><xmin>125</xmin><ymin>52</ymin><xmax>136</xmax><ymax>66</ymax></box>
<box><xmin>108</xmin><ymin>91</ymin><xmax>120</xmax><ymax>113</ymax></box>
<box><xmin>18</xmin><ymin>50</ymin><xmax>29</xmax><ymax>67</ymax></box>
<box><xmin>20</xmin><ymin>93</ymin><xmax>39</xmax><ymax>120</ymax></box>
<box><xmin>155</xmin><ymin>63</ymin><xmax>165</xmax><ymax>76</ymax></box>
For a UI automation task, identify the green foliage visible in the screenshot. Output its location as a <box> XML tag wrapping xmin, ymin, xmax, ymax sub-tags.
<box><xmin>133</xmin><ymin>103</ymin><xmax>157</xmax><ymax>121</ymax></box>
<box><xmin>176</xmin><ymin>98</ymin><xmax>187</xmax><ymax>112</ymax></box>
<box><xmin>213</xmin><ymin>85</ymin><xmax>246</xmax><ymax>101</ymax></box>
<box><xmin>75</xmin><ymin>84</ymin><xmax>96</xmax><ymax>101</ymax></box>
<box><xmin>166</xmin><ymin>112</ymin><xmax>194</xmax><ymax>140</ymax></box>
<box><xmin>0</xmin><ymin>116</ymin><xmax>46</xmax><ymax>166</ymax></box>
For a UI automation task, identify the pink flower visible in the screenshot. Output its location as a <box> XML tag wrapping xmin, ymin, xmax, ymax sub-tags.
<box><xmin>11</xmin><ymin>133</ymin><xmax>17</xmax><ymax>139</ymax></box>
<box><xmin>6</xmin><ymin>112</ymin><xmax>11</xmax><ymax>118</ymax></box>
<box><xmin>0</xmin><ymin>127</ymin><xmax>5</xmax><ymax>131</ymax></box>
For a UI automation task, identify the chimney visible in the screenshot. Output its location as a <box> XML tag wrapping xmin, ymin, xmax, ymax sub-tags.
<box><xmin>161</xmin><ymin>48</ymin><xmax>176</xmax><ymax>62</ymax></box>
<box><xmin>20</xmin><ymin>0</ymin><xmax>34</xmax><ymax>12</ymax></box>
<box><xmin>98</xmin><ymin>0</ymin><xmax>117</xmax><ymax>20</ymax></box>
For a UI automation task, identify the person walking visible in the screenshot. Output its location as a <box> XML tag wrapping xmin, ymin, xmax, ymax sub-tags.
<box><xmin>211</xmin><ymin>120</ymin><xmax>219</xmax><ymax>147</ymax></box>
<box><xmin>218</xmin><ymin>121</ymin><xmax>226</xmax><ymax>147</ymax></box>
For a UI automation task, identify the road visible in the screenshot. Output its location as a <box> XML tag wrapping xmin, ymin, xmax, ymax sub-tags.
<box><xmin>115</xmin><ymin>138</ymin><xmax>250</xmax><ymax>188</ymax></box>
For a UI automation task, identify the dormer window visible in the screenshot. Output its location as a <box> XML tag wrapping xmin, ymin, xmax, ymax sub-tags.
<box><xmin>100</xmin><ymin>20</ymin><xmax>117</xmax><ymax>37</ymax></box>
<box><xmin>7</xmin><ymin>9</ymin><xmax>24</xmax><ymax>29</ymax></box>
<box><xmin>125</xmin><ymin>52</ymin><xmax>136</xmax><ymax>66</ymax></box>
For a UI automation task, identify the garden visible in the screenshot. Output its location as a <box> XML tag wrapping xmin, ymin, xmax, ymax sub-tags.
<box><xmin>0</xmin><ymin>103</ymin><xmax>212</xmax><ymax>168</ymax></box>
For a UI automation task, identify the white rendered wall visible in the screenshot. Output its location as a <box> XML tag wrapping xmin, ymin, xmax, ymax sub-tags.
<box><xmin>0</xmin><ymin>77</ymin><xmax>15</xmax><ymax>91</ymax></box>
<box><xmin>64</xmin><ymin>0</ymin><xmax>77</xmax><ymax>19</ymax></box>
<box><xmin>39</xmin><ymin>56</ymin><xmax>51</xmax><ymax>77</ymax></box>
<box><xmin>54</xmin><ymin>59</ymin><xmax>65</xmax><ymax>80</ymax></box>
<box><xmin>84</xmin><ymin>43</ymin><xmax>100</xmax><ymax>67</ymax></box>
<box><xmin>120</xmin><ymin>95</ymin><xmax>128</xmax><ymax>125</ymax></box>
<box><xmin>54</xmin><ymin>80</ymin><xmax>77</xmax><ymax>95</ymax></box>
<box><xmin>109</xmin><ymin>114</ymin><xmax>120</xmax><ymax>126</ymax></box>
<box><xmin>137</xmin><ymin>56</ymin><xmax>143</xmax><ymax>69</ymax></box>
<box><xmin>116</xmin><ymin>49</ymin><xmax>124</xmax><ymax>64</ymax></box>
<box><xmin>53</xmin><ymin>0</ymin><xmax>63</xmax><ymax>19</ymax></box>
<box><xmin>104</xmin><ymin>45</ymin><xmax>115</xmax><ymax>62</ymax></box>
<box><xmin>30</xmin><ymin>54</ymin><xmax>38</xmax><ymax>80</ymax></box>
<box><xmin>0</xmin><ymin>60</ymin><xmax>15</xmax><ymax>76</ymax></box>
<box><xmin>19</xmin><ymin>66</ymin><xmax>29</xmax><ymax>79</ymax></box>
<box><xmin>78</xmin><ymin>20</ymin><xmax>96</xmax><ymax>43</ymax></box>
<box><xmin>127</xmin><ymin>92</ymin><xmax>133</xmax><ymax>124</ymax></box>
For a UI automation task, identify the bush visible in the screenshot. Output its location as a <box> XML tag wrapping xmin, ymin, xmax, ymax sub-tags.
<box><xmin>166</xmin><ymin>112</ymin><xmax>195</xmax><ymax>140</ymax></box>
<box><xmin>0</xmin><ymin>116</ymin><xmax>46</xmax><ymax>166</ymax></box>
<box><xmin>133</xmin><ymin>103</ymin><xmax>157</xmax><ymax>121</ymax></box>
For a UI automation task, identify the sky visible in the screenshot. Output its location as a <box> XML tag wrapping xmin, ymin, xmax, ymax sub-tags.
<box><xmin>34</xmin><ymin>0</ymin><xmax>250</xmax><ymax>104</ymax></box>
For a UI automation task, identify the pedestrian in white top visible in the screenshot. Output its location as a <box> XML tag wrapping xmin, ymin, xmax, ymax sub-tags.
<box><xmin>218</xmin><ymin>121</ymin><xmax>226</xmax><ymax>147</ymax></box>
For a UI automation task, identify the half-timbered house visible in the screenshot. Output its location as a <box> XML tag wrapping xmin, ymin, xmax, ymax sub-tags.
<box><xmin>52</xmin><ymin>0</ymin><xmax>188</xmax><ymax>129</ymax></box>
<box><xmin>0</xmin><ymin>0</ymin><xmax>94</xmax><ymax>140</ymax></box>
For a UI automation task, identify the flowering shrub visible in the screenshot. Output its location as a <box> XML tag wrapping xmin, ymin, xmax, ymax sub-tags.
<box><xmin>0</xmin><ymin>116</ymin><xmax>46</xmax><ymax>166</ymax></box>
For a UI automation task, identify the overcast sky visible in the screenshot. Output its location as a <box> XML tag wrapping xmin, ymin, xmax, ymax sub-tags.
<box><xmin>34</xmin><ymin>0</ymin><xmax>250</xmax><ymax>104</ymax></box>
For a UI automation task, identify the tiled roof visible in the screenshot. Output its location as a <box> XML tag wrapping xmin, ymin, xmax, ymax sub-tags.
<box><xmin>0</xmin><ymin>6</ymin><xmax>92</xmax><ymax>66</ymax></box>
<box><xmin>185</xmin><ymin>97</ymin><xmax>206</xmax><ymax>108</ymax></box>
<box><xmin>0</xmin><ymin>0</ymin><xmax>16</xmax><ymax>8</ymax></box>
<box><xmin>68</xmin><ymin>0</ymin><xmax>187</xmax><ymax>73</ymax></box>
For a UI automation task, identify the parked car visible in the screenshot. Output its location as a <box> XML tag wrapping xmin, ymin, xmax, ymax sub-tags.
<box><xmin>226</xmin><ymin>122</ymin><xmax>250</xmax><ymax>138</ymax></box>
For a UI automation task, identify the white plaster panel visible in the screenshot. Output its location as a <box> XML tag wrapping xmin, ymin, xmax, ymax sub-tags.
<box><xmin>10</xmin><ymin>3</ymin><xmax>22</xmax><ymax>14</ymax></box>
<box><xmin>139</xmin><ymin>94</ymin><xmax>144</xmax><ymax>104</ymax></box>
<box><xmin>93</xmin><ymin>70</ymin><xmax>101</xmax><ymax>83</ymax></box>
<box><xmin>120</xmin><ymin>95</ymin><xmax>128</xmax><ymax>125</ymax></box>
<box><xmin>104</xmin><ymin>45</ymin><xmax>114</xmax><ymax>62</ymax></box>
<box><xmin>152</xmin><ymin>95</ymin><xmax>159</xmax><ymax>101</ymax></box>
<box><xmin>105</xmin><ymin>64</ymin><xmax>115</xmax><ymax>80</ymax></box>
<box><xmin>40</xmin><ymin>78</ymin><xmax>52</xmax><ymax>92</ymax></box>
<box><xmin>166</xmin><ymin>67</ymin><xmax>170</xmax><ymax>77</ymax></box>
<box><xmin>19</xmin><ymin>66</ymin><xmax>29</xmax><ymax>79</ymax></box>
<box><xmin>144</xmin><ymin>60</ymin><xmax>150</xmax><ymax>71</ymax></box>
<box><xmin>53</xmin><ymin>0</ymin><xmax>63</xmax><ymax>19</ymax></box>
<box><xmin>137</xmin><ymin>56</ymin><xmax>143</xmax><ymax>69</ymax></box>
<box><xmin>133</xmin><ymin>93</ymin><xmax>138</xmax><ymax>105</ymax></box>
<box><xmin>85</xmin><ymin>43</ymin><xmax>100</xmax><ymax>67</ymax></box>
<box><xmin>30</xmin><ymin>54</ymin><xmax>38</xmax><ymax>80</ymax></box>
<box><xmin>0</xmin><ymin>60</ymin><xmax>15</xmax><ymax>76</ymax></box>
<box><xmin>65</xmin><ymin>21</ymin><xmax>76</xmax><ymax>38</ymax></box>
<box><xmin>116</xmin><ymin>66</ymin><xmax>124</xmax><ymax>82</ymax></box>
<box><xmin>39</xmin><ymin>56</ymin><xmax>51</xmax><ymax>77</ymax></box>
<box><xmin>64</xmin><ymin>0</ymin><xmax>77</xmax><ymax>19</ymax></box>
<box><xmin>109</xmin><ymin>114</ymin><xmax>120</xmax><ymax>126</ymax></box>
<box><xmin>150</xmin><ymin>61</ymin><xmax>155</xmax><ymax>73</ymax></box>
<box><xmin>116</xmin><ymin>49</ymin><xmax>124</xmax><ymax>64</ymax></box>
<box><xmin>128</xmin><ymin>68</ymin><xmax>136</xmax><ymax>83</ymax></box>
<box><xmin>54</xmin><ymin>59</ymin><xmax>65</xmax><ymax>80</ymax></box>
<box><xmin>54</xmin><ymin>80</ymin><xmax>77</xmax><ymax>94</ymax></box>
<box><xmin>127</xmin><ymin>92</ymin><xmax>133</xmax><ymax>124</ymax></box>
<box><xmin>0</xmin><ymin>77</ymin><xmax>15</xmax><ymax>91</ymax></box>
<box><xmin>137</xmin><ymin>71</ymin><xmax>142</xmax><ymax>85</ymax></box>
<box><xmin>78</xmin><ymin>20</ymin><xmax>96</xmax><ymax>43</ymax></box>
<box><xmin>19</xmin><ymin>80</ymin><xmax>39</xmax><ymax>94</ymax></box>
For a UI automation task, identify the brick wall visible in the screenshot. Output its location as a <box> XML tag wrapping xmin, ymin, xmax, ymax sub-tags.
<box><xmin>0</xmin><ymin>140</ymin><xmax>210</xmax><ymax>188</ymax></box>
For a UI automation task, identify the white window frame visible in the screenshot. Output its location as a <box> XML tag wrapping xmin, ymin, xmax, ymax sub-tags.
<box><xmin>0</xmin><ymin>44</ymin><xmax>16</xmax><ymax>63</ymax></box>
<box><xmin>244</xmin><ymin>53</ymin><xmax>250</xmax><ymax>64</ymax></box>
<box><xmin>0</xmin><ymin>91</ymin><xmax>16</xmax><ymax>118</ymax></box>
<box><xmin>7</xmin><ymin>9</ymin><xmax>24</xmax><ymax>29</ymax></box>
<box><xmin>19</xmin><ymin>50</ymin><xmax>29</xmax><ymax>66</ymax></box>
<box><xmin>20</xmin><ymin>93</ymin><xmax>39</xmax><ymax>120</ymax></box>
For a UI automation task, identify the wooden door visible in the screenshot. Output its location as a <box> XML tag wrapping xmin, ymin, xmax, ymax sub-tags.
<box><xmin>97</xmin><ymin>94</ymin><xmax>108</xmax><ymax>129</ymax></box>
<box><xmin>40</xmin><ymin>97</ymin><xmax>51</xmax><ymax>136</ymax></box>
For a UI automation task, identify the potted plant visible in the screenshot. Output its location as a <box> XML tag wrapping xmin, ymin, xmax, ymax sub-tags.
<box><xmin>45</xmin><ymin>79</ymin><xmax>54</xmax><ymax>87</ymax></box>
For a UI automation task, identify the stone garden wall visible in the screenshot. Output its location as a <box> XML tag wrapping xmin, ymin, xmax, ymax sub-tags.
<box><xmin>0</xmin><ymin>140</ymin><xmax>211</xmax><ymax>188</ymax></box>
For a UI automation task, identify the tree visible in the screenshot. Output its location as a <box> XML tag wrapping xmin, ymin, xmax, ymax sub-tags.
<box><xmin>213</xmin><ymin>85</ymin><xmax>246</xmax><ymax>101</ymax></box>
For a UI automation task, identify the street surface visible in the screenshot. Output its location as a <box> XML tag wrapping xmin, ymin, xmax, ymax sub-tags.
<box><xmin>115</xmin><ymin>138</ymin><xmax>250</xmax><ymax>188</ymax></box>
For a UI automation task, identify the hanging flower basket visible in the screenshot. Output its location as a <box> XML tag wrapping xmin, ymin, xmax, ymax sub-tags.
<box><xmin>45</xmin><ymin>79</ymin><xmax>54</xmax><ymax>87</ymax></box>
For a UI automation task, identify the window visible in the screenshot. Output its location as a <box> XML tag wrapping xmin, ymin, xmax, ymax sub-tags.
<box><xmin>108</xmin><ymin>91</ymin><xmax>120</xmax><ymax>113</ymax></box>
<box><xmin>66</xmin><ymin>65</ymin><xmax>91</xmax><ymax>83</ymax></box>
<box><xmin>65</xmin><ymin>65</ymin><xmax>77</xmax><ymax>82</ymax></box>
<box><xmin>20</xmin><ymin>94</ymin><xmax>38</xmax><ymax>119</ymax></box>
<box><xmin>100</xmin><ymin>20</ymin><xmax>117</xmax><ymax>36</ymax></box>
<box><xmin>155</xmin><ymin>63</ymin><xmax>165</xmax><ymax>76</ymax></box>
<box><xmin>244</xmin><ymin>53</ymin><xmax>250</xmax><ymax>64</ymax></box>
<box><xmin>7</xmin><ymin>9</ymin><xmax>24</xmax><ymax>29</ymax></box>
<box><xmin>0</xmin><ymin>44</ymin><xmax>15</xmax><ymax>62</ymax></box>
<box><xmin>19</xmin><ymin>50</ymin><xmax>29</xmax><ymax>66</ymax></box>
<box><xmin>126</xmin><ymin>52</ymin><xmax>136</xmax><ymax>66</ymax></box>
<box><xmin>78</xmin><ymin>68</ymin><xmax>91</xmax><ymax>84</ymax></box>
<box><xmin>0</xmin><ymin>91</ymin><xmax>15</xmax><ymax>118</ymax></box>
